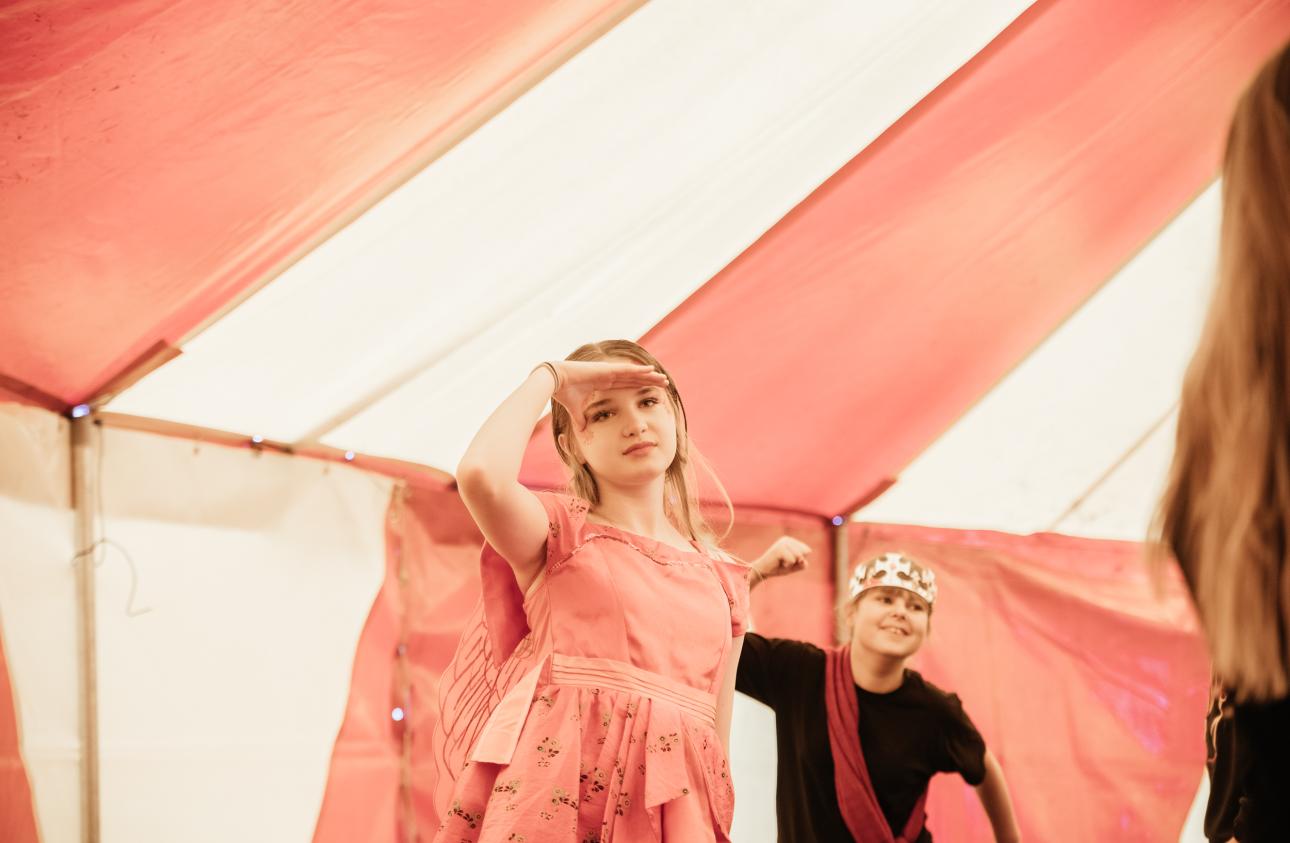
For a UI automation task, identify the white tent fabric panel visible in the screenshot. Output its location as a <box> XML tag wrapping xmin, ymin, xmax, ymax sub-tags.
<box><xmin>1178</xmin><ymin>773</ymin><xmax>1209</xmax><ymax>843</ymax></box>
<box><xmin>730</xmin><ymin>693</ymin><xmax>779</xmax><ymax>842</ymax></box>
<box><xmin>1050</xmin><ymin>407</ymin><xmax>1178</xmax><ymax>539</ymax></box>
<box><xmin>111</xmin><ymin>0</ymin><xmax>1034</xmax><ymax>474</ymax></box>
<box><xmin>857</xmin><ymin>182</ymin><xmax>1220</xmax><ymax>540</ymax></box>
<box><xmin>0</xmin><ymin>406</ymin><xmax>80</xmax><ymax>843</ymax></box>
<box><xmin>93</xmin><ymin>428</ymin><xmax>391</xmax><ymax>842</ymax></box>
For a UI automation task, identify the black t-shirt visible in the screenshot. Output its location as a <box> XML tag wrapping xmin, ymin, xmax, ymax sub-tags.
<box><xmin>1204</xmin><ymin>684</ymin><xmax>1290</xmax><ymax>842</ymax></box>
<box><xmin>1205</xmin><ymin>683</ymin><xmax>1243</xmax><ymax>840</ymax></box>
<box><xmin>736</xmin><ymin>632</ymin><xmax>986</xmax><ymax>843</ymax></box>
<box><xmin>1178</xmin><ymin>564</ymin><xmax>1290</xmax><ymax>843</ymax></box>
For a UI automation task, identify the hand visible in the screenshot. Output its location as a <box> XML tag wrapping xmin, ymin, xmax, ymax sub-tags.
<box><xmin>751</xmin><ymin>536</ymin><xmax>811</xmax><ymax>587</ymax></box>
<box><xmin>542</xmin><ymin>360</ymin><xmax>669</xmax><ymax>431</ymax></box>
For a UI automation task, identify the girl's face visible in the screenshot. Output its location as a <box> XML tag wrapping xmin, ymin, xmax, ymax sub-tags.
<box><xmin>849</xmin><ymin>587</ymin><xmax>931</xmax><ymax>660</ymax></box>
<box><xmin>564</xmin><ymin>381</ymin><xmax>679</xmax><ymax>489</ymax></box>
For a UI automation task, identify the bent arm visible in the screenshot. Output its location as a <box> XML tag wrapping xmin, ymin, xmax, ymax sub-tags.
<box><xmin>455</xmin><ymin>368</ymin><xmax>555</xmax><ymax>591</ymax></box>
<box><xmin>974</xmin><ymin>749</ymin><xmax>1021</xmax><ymax>843</ymax></box>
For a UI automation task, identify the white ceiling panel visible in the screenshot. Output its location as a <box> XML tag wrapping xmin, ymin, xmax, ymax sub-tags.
<box><xmin>110</xmin><ymin>0</ymin><xmax>1034</xmax><ymax>473</ymax></box>
<box><xmin>857</xmin><ymin>183</ymin><xmax>1219</xmax><ymax>539</ymax></box>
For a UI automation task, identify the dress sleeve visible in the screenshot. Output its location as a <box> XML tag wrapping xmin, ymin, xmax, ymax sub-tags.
<box><xmin>735</xmin><ymin>632</ymin><xmax>776</xmax><ymax>705</ymax></box>
<box><xmin>735</xmin><ymin>632</ymin><xmax>825</xmax><ymax>714</ymax></box>
<box><xmin>533</xmin><ymin>490</ymin><xmax>588</xmax><ymax>566</ymax></box>
<box><xmin>478</xmin><ymin>490</ymin><xmax>586</xmax><ymax>665</ymax></box>
<box><xmin>1231</xmin><ymin>696</ymin><xmax>1290</xmax><ymax>840</ymax></box>
<box><xmin>712</xmin><ymin>554</ymin><xmax>752</xmax><ymax>636</ymax></box>
<box><xmin>433</xmin><ymin>494</ymin><xmax>584</xmax><ymax>820</ymax></box>
<box><xmin>938</xmin><ymin>692</ymin><xmax>987</xmax><ymax>786</ymax></box>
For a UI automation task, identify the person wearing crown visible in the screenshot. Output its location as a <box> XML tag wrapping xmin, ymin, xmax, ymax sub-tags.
<box><xmin>735</xmin><ymin>542</ymin><xmax>1021</xmax><ymax>843</ymax></box>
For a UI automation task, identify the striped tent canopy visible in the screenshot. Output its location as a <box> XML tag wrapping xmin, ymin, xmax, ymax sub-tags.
<box><xmin>4</xmin><ymin>1</ymin><xmax>1287</xmax><ymax>841</ymax></box>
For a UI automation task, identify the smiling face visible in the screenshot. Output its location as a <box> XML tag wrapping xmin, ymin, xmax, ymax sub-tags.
<box><xmin>562</xmin><ymin>380</ymin><xmax>679</xmax><ymax>489</ymax></box>
<box><xmin>848</xmin><ymin>586</ymin><xmax>931</xmax><ymax>660</ymax></box>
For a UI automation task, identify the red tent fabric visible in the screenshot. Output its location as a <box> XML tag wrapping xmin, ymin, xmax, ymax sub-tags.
<box><xmin>318</xmin><ymin>490</ymin><xmax>1208</xmax><ymax>839</ymax></box>
<box><xmin>522</xmin><ymin>0</ymin><xmax>1290</xmax><ymax>517</ymax></box>
<box><xmin>850</xmin><ymin>523</ymin><xmax>1209</xmax><ymax>842</ymax></box>
<box><xmin>0</xmin><ymin>632</ymin><xmax>39</xmax><ymax>843</ymax></box>
<box><xmin>0</xmin><ymin>0</ymin><xmax>641</xmax><ymax>406</ymax></box>
<box><xmin>311</xmin><ymin>501</ymin><xmax>404</xmax><ymax>843</ymax></box>
<box><xmin>2</xmin><ymin>0</ymin><xmax>1259</xmax><ymax>838</ymax></box>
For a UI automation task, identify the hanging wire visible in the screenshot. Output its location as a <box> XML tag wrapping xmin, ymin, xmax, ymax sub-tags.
<box><xmin>69</xmin><ymin>538</ymin><xmax>153</xmax><ymax>618</ymax></box>
<box><xmin>68</xmin><ymin>420</ymin><xmax>152</xmax><ymax>618</ymax></box>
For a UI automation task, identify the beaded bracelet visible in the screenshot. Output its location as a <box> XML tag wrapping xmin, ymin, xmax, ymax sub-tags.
<box><xmin>532</xmin><ymin>361</ymin><xmax>562</xmax><ymax>392</ymax></box>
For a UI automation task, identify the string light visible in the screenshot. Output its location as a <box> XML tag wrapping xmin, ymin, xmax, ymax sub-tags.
<box><xmin>391</xmin><ymin>707</ymin><xmax>405</xmax><ymax>722</ymax></box>
<box><xmin>344</xmin><ymin>451</ymin><xmax>355</xmax><ymax>462</ymax></box>
<box><xmin>251</xmin><ymin>435</ymin><xmax>264</xmax><ymax>444</ymax></box>
<box><xmin>831</xmin><ymin>515</ymin><xmax>845</xmax><ymax>526</ymax></box>
<box><xmin>71</xmin><ymin>404</ymin><xmax>91</xmax><ymax>419</ymax></box>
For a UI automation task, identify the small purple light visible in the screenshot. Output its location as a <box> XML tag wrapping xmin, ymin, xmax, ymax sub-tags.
<box><xmin>71</xmin><ymin>404</ymin><xmax>91</xmax><ymax>419</ymax></box>
<box><xmin>391</xmin><ymin>707</ymin><xmax>405</xmax><ymax>722</ymax></box>
<box><xmin>831</xmin><ymin>515</ymin><xmax>845</xmax><ymax>526</ymax></box>
<box><xmin>344</xmin><ymin>451</ymin><xmax>355</xmax><ymax>462</ymax></box>
<box><xmin>251</xmin><ymin>435</ymin><xmax>264</xmax><ymax>444</ymax></box>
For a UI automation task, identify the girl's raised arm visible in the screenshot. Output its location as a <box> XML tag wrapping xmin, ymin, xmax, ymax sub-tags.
<box><xmin>456</xmin><ymin>361</ymin><xmax>667</xmax><ymax>591</ymax></box>
<box><xmin>455</xmin><ymin>367</ymin><xmax>558</xmax><ymax>591</ymax></box>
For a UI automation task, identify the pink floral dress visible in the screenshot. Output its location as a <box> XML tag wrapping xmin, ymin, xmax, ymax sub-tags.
<box><xmin>431</xmin><ymin>492</ymin><xmax>750</xmax><ymax>842</ymax></box>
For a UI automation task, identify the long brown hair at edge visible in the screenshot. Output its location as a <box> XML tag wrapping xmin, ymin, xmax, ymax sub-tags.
<box><xmin>550</xmin><ymin>340</ymin><xmax>733</xmax><ymax>552</ymax></box>
<box><xmin>1154</xmin><ymin>41</ymin><xmax>1290</xmax><ymax>701</ymax></box>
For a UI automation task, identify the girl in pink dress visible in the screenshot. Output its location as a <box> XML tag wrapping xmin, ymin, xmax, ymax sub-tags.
<box><xmin>431</xmin><ymin>340</ymin><xmax>749</xmax><ymax>842</ymax></box>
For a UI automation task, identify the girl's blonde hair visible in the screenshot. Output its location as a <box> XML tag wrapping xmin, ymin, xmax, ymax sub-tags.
<box><xmin>550</xmin><ymin>340</ymin><xmax>732</xmax><ymax>552</ymax></box>
<box><xmin>1154</xmin><ymin>41</ymin><xmax>1290</xmax><ymax>701</ymax></box>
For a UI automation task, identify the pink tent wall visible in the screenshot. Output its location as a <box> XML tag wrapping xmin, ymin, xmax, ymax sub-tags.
<box><xmin>313</xmin><ymin>484</ymin><xmax>842</xmax><ymax>834</ymax></box>
<box><xmin>0</xmin><ymin>631</ymin><xmax>39</xmax><ymax>843</ymax></box>
<box><xmin>312</xmin><ymin>482</ymin><xmax>1207</xmax><ymax>839</ymax></box>
<box><xmin>851</xmin><ymin>523</ymin><xmax>1209</xmax><ymax>842</ymax></box>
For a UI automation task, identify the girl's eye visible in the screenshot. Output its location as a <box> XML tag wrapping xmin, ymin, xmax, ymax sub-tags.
<box><xmin>591</xmin><ymin>410</ymin><xmax>612</xmax><ymax>422</ymax></box>
<box><xmin>640</xmin><ymin>397</ymin><xmax>659</xmax><ymax>408</ymax></box>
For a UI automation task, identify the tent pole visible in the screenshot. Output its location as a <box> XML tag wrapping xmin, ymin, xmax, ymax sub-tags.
<box><xmin>70</xmin><ymin>415</ymin><xmax>101</xmax><ymax>843</ymax></box>
<box><xmin>832</xmin><ymin>519</ymin><xmax>850</xmax><ymax>645</ymax></box>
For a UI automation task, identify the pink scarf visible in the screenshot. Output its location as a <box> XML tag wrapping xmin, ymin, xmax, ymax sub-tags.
<box><xmin>824</xmin><ymin>646</ymin><xmax>928</xmax><ymax>843</ymax></box>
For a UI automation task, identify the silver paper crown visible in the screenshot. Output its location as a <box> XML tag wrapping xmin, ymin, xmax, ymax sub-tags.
<box><xmin>848</xmin><ymin>551</ymin><xmax>937</xmax><ymax>605</ymax></box>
